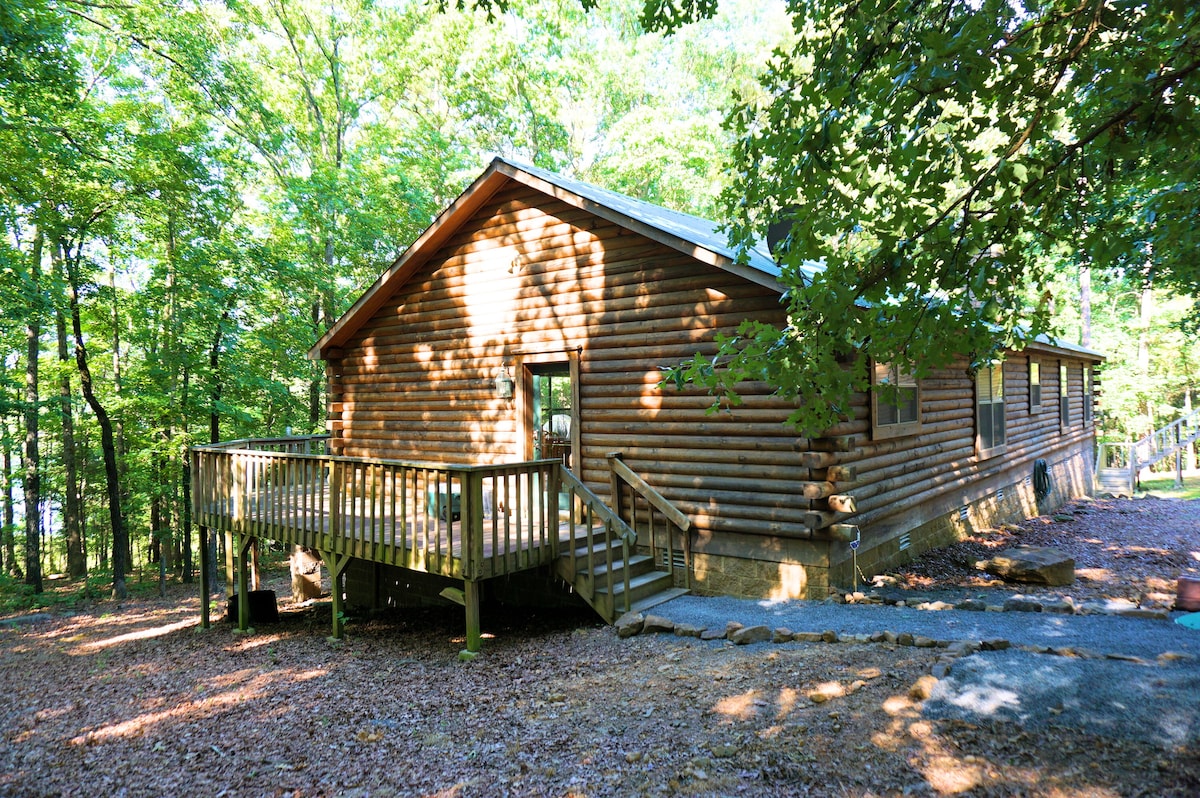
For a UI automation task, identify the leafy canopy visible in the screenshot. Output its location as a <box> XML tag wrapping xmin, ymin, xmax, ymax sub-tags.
<box><xmin>473</xmin><ymin>0</ymin><xmax>1197</xmax><ymax>433</ymax></box>
<box><xmin>667</xmin><ymin>0</ymin><xmax>1200</xmax><ymax>433</ymax></box>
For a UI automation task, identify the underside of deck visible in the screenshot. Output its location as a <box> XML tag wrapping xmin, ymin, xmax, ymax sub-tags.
<box><xmin>192</xmin><ymin>439</ymin><xmax>691</xmax><ymax>653</ymax></box>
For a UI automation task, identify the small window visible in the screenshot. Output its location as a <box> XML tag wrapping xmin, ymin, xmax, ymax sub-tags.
<box><xmin>976</xmin><ymin>360</ymin><xmax>1006</xmax><ymax>455</ymax></box>
<box><xmin>1083</xmin><ymin>366</ymin><xmax>1093</xmax><ymax>425</ymax></box>
<box><xmin>1059</xmin><ymin>362</ymin><xmax>1070</xmax><ymax>427</ymax></box>
<box><xmin>1029</xmin><ymin>360</ymin><xmax>1041</xmax><ymax>410</ymax></box>
<box><xmin>872</xmin><ymin>361</ymin><xmax>920</xmax><ymax>439</ymax></box>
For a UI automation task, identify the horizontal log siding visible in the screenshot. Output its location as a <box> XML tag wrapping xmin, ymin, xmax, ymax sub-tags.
<box><xmin>332</xmin><ymin>184</ymin><xmax>812</xmax><ymax>539</ymax></box>
<box><xmin>842</xmin><ymin>351</ymin><xmax>1099</xmax><ymax>542</ymax></box>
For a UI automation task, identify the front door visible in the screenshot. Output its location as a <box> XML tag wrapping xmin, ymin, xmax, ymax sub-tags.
<box><xmin>528</xmin><ymin>365</ymin><xmax>575</xmax><ymax>468</ymax></box>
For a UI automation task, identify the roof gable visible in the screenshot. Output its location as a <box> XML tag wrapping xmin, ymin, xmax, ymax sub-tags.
<box><xmin>309</xmin><ymin>157</ymin><xmax>797</xmax><ymax>359</ymax></box>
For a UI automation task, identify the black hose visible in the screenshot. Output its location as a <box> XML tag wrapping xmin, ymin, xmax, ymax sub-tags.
<box><xmin>1033</xmin><ymin>458</ymin><xmax>1052</xmax><ymax>499</ymax></box>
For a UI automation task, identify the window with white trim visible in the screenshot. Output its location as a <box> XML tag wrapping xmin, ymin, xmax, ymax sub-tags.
<box><xmin>1083</xmin><ymin>366</ymin><xmax>1093</xmax><ymax>425</ymax></box>
<box><xmin>976</xmin><ymin>360</ymin><xmax>1006</xmax><ymax>454</ymax></box>
<box><xmin>1029</xmin><ymin>359</ymin><xmax>1041</xmax><ymax>410</ymax></box>
<box><xmin>871</xmin><ymin>361</ymin><xmax>920</xmax><ymax>439</ymax></box>
<box><xmin>1059</xmin><ymin>361</ymin><xmax>1070</xmax><ymax>427</ymax></box>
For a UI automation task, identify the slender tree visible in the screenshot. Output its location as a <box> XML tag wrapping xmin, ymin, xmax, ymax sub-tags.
<box><xmin>23</xmin><ymin>231</ymin><xmax>43</xmax><ymax>593</ymax></box>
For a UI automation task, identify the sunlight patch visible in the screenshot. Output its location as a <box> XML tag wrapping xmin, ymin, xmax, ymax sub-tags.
<box><xmin>80</xmin><ymin>618</ymin><xmax>198</xmax><ymax>651</ymax></box>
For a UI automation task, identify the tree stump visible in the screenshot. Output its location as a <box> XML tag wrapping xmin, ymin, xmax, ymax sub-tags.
<box><xmin>290</xmin><ymin>546</ymin><xmax>323</xmax><ymax>602</ymax></box>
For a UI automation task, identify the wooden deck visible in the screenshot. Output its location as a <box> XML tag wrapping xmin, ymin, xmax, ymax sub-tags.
<box><xmin>191</xmin><ymin>437</ymin><xmax>655</xmax><ymax>651</ymax></box>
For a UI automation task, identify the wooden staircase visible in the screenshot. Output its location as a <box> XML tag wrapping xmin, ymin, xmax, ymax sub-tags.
<box><xmin>556</xmin><ymin>534</ymin><xmax>688</xmax><ymax>623</ymax></box>
<box><xmin>553</xmin><ymin>459</ymin><xmax>691</xmax><ymax>623</ymax></box>
<box><xmin>1096</xmin><ymin>407</ymin><xmax>1200</xmax><ymax>495</ymax></box>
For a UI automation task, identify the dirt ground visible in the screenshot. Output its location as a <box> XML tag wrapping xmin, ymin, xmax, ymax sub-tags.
<box><xmin>1</xmin><ymin>494</ymin><xmax>1198</xmax><ymax>797</ymax></box>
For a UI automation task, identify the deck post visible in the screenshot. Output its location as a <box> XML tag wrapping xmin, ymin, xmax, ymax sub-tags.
<box><xmin>235</xmin><ymin>534</ymin><xmax>255</xmax><ymax>633</ymax></box>
<box><xmin>224</xmin><ymin>530</ymin><xmax>235</xmax><ymax>599</ymax></box>
<box><xmin>464</xmin><ymin>579</ymin><xmax>481</xmax><ymax>653</ymax></box>
<box><xmin>319</xmin><ymin>550</ymin><xmax>351</xmax><ymax>640</ymax></box>
<box><xmin>199</xmin><ymin>524</ymin><xmax>211</xmax><ymax>629</ymax></box>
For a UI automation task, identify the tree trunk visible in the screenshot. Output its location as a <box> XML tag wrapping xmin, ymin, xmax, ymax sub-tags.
<box><xmin>1078</xmin><ymin>264</ymin><xmax>1091</xmax><ymax>348</ymax></box>
<box><xmin>64</xmin><ymin>243</ymin><xmax>128</xmax><ymax>599</ymax></box>
<box><xmin>56</xmin><ymin>304</ymin><xmax>86</xmax><ymax>579</ymax></box>
<box><xmin>24</xmin><ymin>232</ymin><xmax>44</xmax><ymax>593</ymax></box>
<box><xmin>1139</xmin><ymin>286</ymin><xmax>1154</xmax><ymax>438</ymax></box>
<box><xmin>1</xmin><ymin>419</ymin><xmax>18</xmax><ymax>578</ymax></box>
<box><xmin>291</xmin><ymin>546</ymin><xmax>323</xmax><ymax>602</ymax></box>
<box><xmin>309</xmin><ymin>299</ymin><xmax>323</xmax><ymax>429</ymax></box>
<box><xmin>209</xmin><ymin>310</ymin><xmax>229</xmax><ymax>445</ymax></box>
<box><xmin>181</xmin><ymin>367</ymin><xmax>193</xmax><ymax>584</ymax></box>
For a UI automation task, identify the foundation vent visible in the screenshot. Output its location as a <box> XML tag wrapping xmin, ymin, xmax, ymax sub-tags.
<box><xmin>996</xmin><ymin>487</ymin><xmax>1005</xmax><ymax>501</ymax></box>
<box><xmin>658</xmin><ymin>550</ymin><xmax>688</xmax><ymax>570</ymax></box>
<box><xmin>958</xmin><ymin>505</ymin><xmax>970</xmax><ymax>521</ymax></box>
<box><xmin>898</xmin><ymin>532</ymin><xmax>912</xmax><ymax>552</ymax></box>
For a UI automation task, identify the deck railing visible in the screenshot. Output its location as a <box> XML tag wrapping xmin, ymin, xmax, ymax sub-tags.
<box><xmin>192</xmin><ymin>442</ymin><xmax>566</xmax><ymax>581</ymax></box>
<box><xmin>1095</xmin><ymin>406</ymin><xmax>1200</xmax><ymax>493</ymax></box>
<box><xmin>608</xmin><ymin>453</ymin><xmax>691</xmax><ymax>590</ymax></box>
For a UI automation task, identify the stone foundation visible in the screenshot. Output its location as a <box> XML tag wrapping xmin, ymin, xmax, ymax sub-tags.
<box><xmin>684</xmin><ymin>443</ymin><xmax>1095</xmax><ymax>602</ymax></box>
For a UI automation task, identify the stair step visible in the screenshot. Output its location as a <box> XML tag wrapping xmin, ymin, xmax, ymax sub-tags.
<box><xmin>596</xmin><ymin>569</ymin><xmax>677</xmax><ymax>612</ymax></box>
<box><xmin>627</xmin><ymin>587</ymin><xmax>690</xmax><ymax>615</ymax></box>
<box><xmin>565</xmin><ymin>539</ymin><xmax>627</xmax><ymax>560</ymax></box>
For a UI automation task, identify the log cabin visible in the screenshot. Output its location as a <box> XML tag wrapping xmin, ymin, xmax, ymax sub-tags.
<box><xmin>193</xmin><ymin>157</ymin><xmax>1103</xmax><ymax>649</ymax></box>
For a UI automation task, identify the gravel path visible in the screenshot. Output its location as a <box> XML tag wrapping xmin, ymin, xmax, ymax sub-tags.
<box><xmin>651</xmin><ymin>595</ymin><xmax>1200</xmax><ymax>747</ymax></box>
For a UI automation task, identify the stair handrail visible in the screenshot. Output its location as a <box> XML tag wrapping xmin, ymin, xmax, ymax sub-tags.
<box><xmin>607</xmin><ymin>452</ymin><xmax>692</xmax><ymax>589</ymax></box>
<box><xmin>1131</xmin><ymin>405</ymin><xmax>1200</xmax><ymax>473</ymax></box>
<box><xmin>558</xmin><ymin>465</ymin><xmax>638</xmax><ymax>617</ymax></box>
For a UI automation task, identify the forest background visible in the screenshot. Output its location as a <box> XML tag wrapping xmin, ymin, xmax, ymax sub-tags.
<box><xmin>1</xmin><ymin>0</ymin><xmax>1196</xmax><ymax>601</ymax></box>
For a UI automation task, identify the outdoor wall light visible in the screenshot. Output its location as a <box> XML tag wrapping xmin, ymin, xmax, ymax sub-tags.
<box><xmin>494</xmin><ymin>365</ymin><xmax>515</xmax><ymax>400</ymax></box>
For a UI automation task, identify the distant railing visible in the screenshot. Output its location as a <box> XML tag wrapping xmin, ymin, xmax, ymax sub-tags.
<box><xmin>206</xmin><ymin>434</ymin><xmax>330</xmax><ymax>455</ymax></box>
<box><xmin>1131</xmin><ymin>408</ymin><xmax>1200</xmax><ymax>472</ymax></box>
<box><xmin>1095</xmin><ymin>405</ymin><xmax>1200</xmax><ymax>492</ymax></box>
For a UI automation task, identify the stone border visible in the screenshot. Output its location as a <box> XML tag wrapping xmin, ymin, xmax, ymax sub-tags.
<box><xmin>615</xmin><ymin>609</ymin><xmax>1195</xmax><ymax>682</ymax></box>
<box><xmin>842</xmin><ymin>590</ymin><xmax>1173</xmax><ymax>619</ymax></box>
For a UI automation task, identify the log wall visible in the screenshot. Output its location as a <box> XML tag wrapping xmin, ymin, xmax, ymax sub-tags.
<box><xmin>326</xmin><ymin>180</ymin><xmax>1103</xmax><ymax>599</ymax></box>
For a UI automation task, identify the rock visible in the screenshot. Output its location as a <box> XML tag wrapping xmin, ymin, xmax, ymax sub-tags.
<box><xmin>1003</xmin><ymin>596</ymin><xmax>1044</xmax><ymax>613</ymax></box>
<box><xmin>673</xmin><ymin>623</ymin><xmax>704</xmax><ymax>638</ymax></box>
<box><xmin>946</xmin><ymin>641</ymin><xmax>980</xmax><ymax>657</ymax></box>
<box><xmin>700</xmin><ymin>628</ymin><xmax>727</xmax><ymax>641</ymax></box>
<box><xmin>1080</xmin><ymin>597</ymin><xmax>1132</xmax><ymax>614</ymax></box>
<box><xmin>615</xmin><ymin>612</ymin><xmax>645</xmax><ymax>639</ymax></box>
<box><xmin>913</xmin><ymin>636</ymin><xmax>937</xmax><ymax>648</ymax></box>
<box><xmin>1052</xmin><ymin>513</ymin><xmax>1075</xmax><ymax>522</ymax></box>
<box><xmin>955</xmin><ymin>599</ymin><xmax>988</xmax><ymax>612</ymax></box>
<box><xmin>931</xmin><ymin>662</ymin><xmax>953</xmax><ymax>678</ymax></box>
<box><xmin>820</xmin><ymin>630</ymin><xmax>839</xmax><ymax>643</ymax></box>
<box><xmin>897</xmin><ymin>632</ymin><xmax>915</xmax><ymax>646</ymax></box>
<box><xmin>882</xmin><ymin>631</ymin><xmax>898</xmax><ymax>644</ymax></box>
<box><xmin>725</xmin><ymin>621</ymin><xmax>744</xmax><ymax>635</ymax></box>
<box><xmin>1140</xmin><ymin>592</ymin><xmax>1174</xmax><ymax>611</ymax></box>
<box><xmin>1110</xmin><ymin>606</ymin><xmax>1169</xmax><ymax>620</ymax></box>
<box><xmin>909</xmin><ymin>675</ymin><xmax>938</xmax><ymax>701</ymax></box>
<box><xmin>981</xmin><ymin>638</ymin><xmax>1011</xmax><ymax>651</ymax></box>
<box><xmin>709</xmin><ymin>744</ymin><xmax>738</xmax><ymax>759</ymax></box>
<box><xmin>772</xmin><ymin>627</ymin><xmax>794</xmax><ymax>643</ymax></box>
<box><xmin>642</xmin><ymin>614</ymin><xmax>675</xmax><ymax>634</ymax></box>
<box><xmin>984</xmin><ymin>546</ymin><xmax>1075</xmax><ymax>586</ymax></box>
<box><xmin>793</xmin><ymin>632</ymin><xmax>823</xmax><ymax>643</ymax></box>
<box><xmin>1041</xmin><ymin>597</ymin><xmax>1077</xmax><ymax>614</ymax></box>
<box><xmin>916</xmin><ymin>600</ymin><xmax>955</xmax><ymax>611</ymax></box>
<box><xmin>730</xmin><ymin>625</ymin><xmax>771</xmax><ymax>645</ymax></box>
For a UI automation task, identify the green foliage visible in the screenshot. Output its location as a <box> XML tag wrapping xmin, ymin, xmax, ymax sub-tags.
<box><xmin>1138</xmin><ymin>476</ymin><xmax>1200</xmax><ymax>501</ymax></box>
<box><xmin>663</xmin><ymin>0</ymin><xmax>1200</xmax><ymax>434</ymax></box>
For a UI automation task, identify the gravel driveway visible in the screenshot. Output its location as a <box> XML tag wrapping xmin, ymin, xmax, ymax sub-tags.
<box><xmin>651</xmin><ymin>594</ymin><xmax>1200</xmax><ymax>748</ymax></box>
